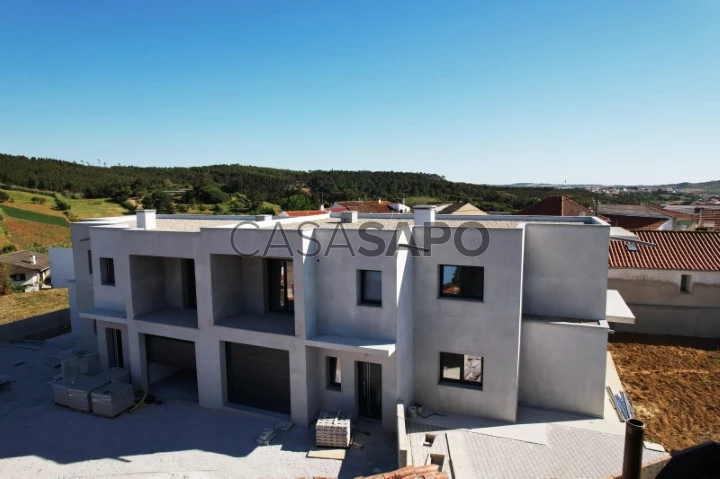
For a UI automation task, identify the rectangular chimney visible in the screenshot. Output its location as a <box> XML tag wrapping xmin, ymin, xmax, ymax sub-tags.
<box><xmin>414</xmin><ymin>205</ymin><xmax>436</xmax><ymax>225</ymax></box>
<box><xmin>136</xmin><ymin>209</ymin><xmax>156</xmax><ymax>230</ymax></box>
<box><xmin>341</xmin><ymin>211</ymin><xmax>358</xmax><ymax>223</ymax></box>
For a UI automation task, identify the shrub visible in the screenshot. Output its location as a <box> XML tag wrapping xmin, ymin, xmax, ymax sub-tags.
<box><xmin>0</xmin><ymin>191</ymin><xmax>10</xmax><ymax>202</ymax></box>
<box><xmin>31</xmin><ymin>196</ymin><xmax>47</xmax><ymax>204</ymax></box>
<box><xmin>54</xmin><ymin>196</ymin><xmax>71</xmax><ymax>211</ymax></box>
<box><xmin>0</xmin><ymin>262</ymin><xmax>11</xmax><ymax>296</ymax></box>
<box><xmin>1</xmin><ymin>244</ymin><xmax>17</xmax><ymax>254</ymax></box>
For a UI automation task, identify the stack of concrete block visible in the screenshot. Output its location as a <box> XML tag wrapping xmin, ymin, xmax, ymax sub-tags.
<box><xmin>66</xmin><ymin>375</ymin><xmax>116</xmax><ymax>412</ymax></box>
<box><xmin>256</xmin><ymin>428</ymin><xmax>277</xmax><ymax>446</ymax></box>
<box><xmin>61</xmin><ymin>352</ymin><xmax>101</xmax><ymax>379</ymax></box>
<box><xmin>52</xmin><ymin>378</ymin><xmax>75</xmax><ymax>407</ymax></box>
<box><xmin>315</xmin><ymin>411</ymin><xmax>351</xmax><ymax>448</ymax></box>
<box><xmin>91</xmin><ymin>383</ymin><xmax>135</xmax><ymax>418</ymax></box>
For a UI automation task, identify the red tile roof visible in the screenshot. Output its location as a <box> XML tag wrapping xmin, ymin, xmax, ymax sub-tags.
<box><xmin>603</xmin><ymin>214</ymin><xmax>669</xmax><ymax>231</ymax></box>
<box><xmin>283</xmin><ymin>210</ymin><xmax>327</xmax><ymax>217</ymax></box>
<box><xmin>609</xmin><ymin>231</ymin><xmax>720</xmax><ymax>271</ymax></box>
<box><xmin>698</xmin><ymin>209</ymin><xmax>720</xmax><ymax>232</ymax></box>
<box><xmin>334</xmin><ymin>201</ymin><xmax>394</xmax><ymax>214</ymax></box>
<box><xmin>516</xmin><ymin>196</ymin><xmax>610</xmax><ymax>220</ymax></box>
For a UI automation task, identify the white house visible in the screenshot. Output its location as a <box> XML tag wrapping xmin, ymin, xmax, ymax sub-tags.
<box><xmin>0</xmin><ymin>251</ymin><xmax>50</xmax><ymax>292</ymax></box>
<box><xmin>608</xmin><ymin>230</ymin><xmax>720</xmax><ymax>337</ymax></box>
<box><xmin>62</xmin><ymin>208</ymin><xmax>631</xmax><ymax>429</ymax></box>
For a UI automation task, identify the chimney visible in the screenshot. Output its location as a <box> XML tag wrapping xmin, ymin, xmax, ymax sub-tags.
<box><xmin>340</xmin><ymin>211</ymin><xmax>358</xmax><ymax>223</ymax></box>
<box><xmin>136</xmin><ymin>209</ymin><xmax>156</xmax><ymax>230</ymax></box>
<box><xmin>31</xmin><ymin>254</ymin><xmax>37</xmax><ymax>265</ymax></box>
<box><xmin>414</xmin><ymin>205</ymin><xmax>436</xmax><ymax>225</ymax></box>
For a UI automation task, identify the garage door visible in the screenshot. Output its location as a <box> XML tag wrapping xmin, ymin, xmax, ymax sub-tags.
<box><xmin>226</xmin><ymin>343</ymin><xmax>291</xmax><ymax>414</ymax></box>
<box><xmin>145</xmin><ymin>335</ymin><xmax>196</xmax><ymax>370</ymax></box>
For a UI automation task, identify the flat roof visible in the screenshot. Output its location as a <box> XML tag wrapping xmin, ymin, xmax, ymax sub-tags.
<box><xmin>79</xmin><ymin>213</ymin><xmax>605</xmax><ymax>233</ymax></box>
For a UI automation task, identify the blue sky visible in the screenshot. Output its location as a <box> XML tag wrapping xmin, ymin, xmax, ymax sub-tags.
<box><xmin>1</xmin><ymin>1</ymin><xmax>718</xmax><ymax>185</ymax></box>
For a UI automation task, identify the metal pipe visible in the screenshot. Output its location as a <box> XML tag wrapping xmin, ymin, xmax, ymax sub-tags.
<box><xmin>622</xmin><ymin>419</ymin><xmax>645</xmax><ymax>479</ymax></box>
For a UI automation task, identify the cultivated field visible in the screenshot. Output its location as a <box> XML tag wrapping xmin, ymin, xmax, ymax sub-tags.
<box><xmin>609</xmin><ymin>333</ymin><xmax>720</xmax><ymax>452</ymax></box>
<box><xmin>0</xmin><ymin>289</ymin><xmax>69</xmax><ymax>325</ymax></box>
<box><xmin>1</xmin><ymin>216</ymin><xmax>71</xmax><ymax>250</ymax></box>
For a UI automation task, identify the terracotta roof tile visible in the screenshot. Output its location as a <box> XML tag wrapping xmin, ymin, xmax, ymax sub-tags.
<box><xmin>0</xmin><ymin>251</ymin><xmax>50</xmax><ymax>271</ymax></box>
<box><xmin>609</xmin><ymin>231</ymin><xmax>720</xmax><ymax>271</ymax></box>
<box><xmin>516</xmin><ymin>196</ymin><xmax>610</xmax><ymax>221</ymax></box>
<box><xmin>283</xmin><ymin>210</ymin><xmax>327</xmax><ymax>217</ymax></box>
<box><xmin>603</xmin><ymin>214</ymin><xmax>668</xmax><ymax>231</ymax></box>
<box><xmin>335</xmin><ymin>201</ymin><xmax>394</xmax><ymax>214</ymax></box>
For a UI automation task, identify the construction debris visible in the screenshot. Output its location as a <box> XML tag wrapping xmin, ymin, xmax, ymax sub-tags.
<box><xmin>607</xmin><ymin>386</ymin><xmax>636</xmax><ymax>422</ymax></box>
<box><xmin>307</xmin><ymin>449</ymin><xmax>347</xmax><ymax>460</ymax></box>
<box><xmin>256</xmin><ymin>428</ymin><xmax>276</xmax><ymax>446</ymax></box>
<box><xmin>274</xmin><ymin>421</ymin><xmax>293</xmax><ymax>431</ymax></box>
<box><xmin>355</xmin><ymin>464</ymin><xmax>447</xmax><ymax>479</ymax></box>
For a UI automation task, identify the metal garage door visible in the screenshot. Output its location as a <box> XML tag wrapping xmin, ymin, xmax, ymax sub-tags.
<box><xmin>145</xmin><ymin>335</ymin><xmax>196</xmax><ymax>370</ymax></box>
<box><xmin>225</xmin><ymin>343</ymin><xmax>291</xmax><ymax>414</ymax></box>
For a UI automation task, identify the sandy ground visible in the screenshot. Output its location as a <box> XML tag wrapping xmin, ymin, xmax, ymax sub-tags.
<box><xmin>0</xmin><ymin>335</ymin><xmax>396</xmax><ymax>478</ymax></box>
<box><xmin>608</xmin><ymin>333</ymin><xmax>720</xmax><ymax>452</ymax></box>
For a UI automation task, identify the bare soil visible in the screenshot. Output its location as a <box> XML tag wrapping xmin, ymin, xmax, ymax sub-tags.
<box><xmin>608</xmin><ymin>333</ymin><xmax>720</xmax><ymax>452</ymax></box>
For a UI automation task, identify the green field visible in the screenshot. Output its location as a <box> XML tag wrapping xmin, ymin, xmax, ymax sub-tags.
<box><xmin>0</xmin><ymin>188</ymin><xmax>128</xmax><ymax>220</ymax></box>
<box><xmin>0</xmin><ymin>204</ymin><xmax>69</xmax><ymax>226</ymax></box>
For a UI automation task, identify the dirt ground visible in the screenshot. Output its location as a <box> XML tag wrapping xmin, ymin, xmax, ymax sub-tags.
<box><xmin>608</xmin><ymin>333</ymin><xmax>720</xmax><ymax>452</ymax></box>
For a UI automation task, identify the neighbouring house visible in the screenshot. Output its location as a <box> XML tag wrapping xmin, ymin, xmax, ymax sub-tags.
<box><xmin>516</xmin><ymin>195</ymin><xmax>606</xmax><ymax>219</ymax></box>
<box><xmin>60</xmin><ymin>208</ymin><xmax>630</xmax><ymax>429</ymax></box>
<box><xmin>0</xmin><ymin>250</ymin><xmax>50</xmax><ymax>292</ymax></box>
<box><xmin>698</xmin><ymin>209</ymin><xmax>720</xmax><ymax>232</ymax></box>
<box><xmin>598</xmin><ymin>204</ymin><xmax>697</xmax><ymax>231</ymax></box>
<box><xmin>433</xmin><ymin>202</ymin><xmax>487</xmax><ymax>215</ymax></box>
<box><xmin>332</xmin><ymin>200</ymin><xmax>410</xmax><ymax>214</ymax></box>
<box><xmin>608</xmin><ymin>230</ymin><xmax>720</xmax><ymax>337</ymax></box>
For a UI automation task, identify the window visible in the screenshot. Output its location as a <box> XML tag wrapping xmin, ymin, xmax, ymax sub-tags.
<box><xmin>88</xmin><ymin>250</ymin><xmax>93</xmax><ymax>275</ymax></box>
<box><xmin>439</xmin><ymin>265</ymin><xmax>484</xmax><ymax>300</ymax></box>
<box><xmin>100</xmin><ymin>257</ymin><xmax>115</xmax><ymax>286</ymax></box>
<box><xmin>359</xmin><ymin>270</ymin><xmax>382</xmax><ymax>305</ymax></box>
<box><xmin>267</xmin><ymin>259</ymin><xmax>294</xmax><ymax>313</ymax></box>
<box><xmin>326</xmin><ymin>356</ymin><xmax>341</xmax><ymax>390</ymax></box>
<box><xmin>680</xmin><ymin>274</ymin><xmax>691</xmax><ymax>293</ymax></box>
<box><xmin>439</xmin><ymin>352</ymin><xmax>483</xmax><ymax>388</ymax></box>
<box><xmin>11</xmin><ymin>273</ymin><xmax>26</xmax><ymax>281</ymax></box>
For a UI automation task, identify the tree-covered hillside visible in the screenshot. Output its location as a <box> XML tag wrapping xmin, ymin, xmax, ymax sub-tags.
<box><xmin>0</xmin><ymin>153</ymin><xmax>594</xmax><ymax>212</ymax></box>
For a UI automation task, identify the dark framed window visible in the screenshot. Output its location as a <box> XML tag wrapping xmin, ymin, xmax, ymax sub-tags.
<box><xmin>88</xmin><ymin>250</ymin><xmax>93</xmax><ymax>275</ymax></box>
<box><xmin>439</xmin><ymin>265</ymin><xmax>484</xmax><ymax>300</ymax></box>
<box><xmin>100</xmin><ymin>257</ymin><xmax>115</xmax><ymax>286</ymax></box>
<box><xmin>326</xmin><ymin>356</ymin><xmax>341</xmax><ymax>391</ymax></box>
<box><xmin>11</xmin><ymin>273</ymin><xmax>27</xmax><ymax>281</ymax></box>
<box><xmin>680</xmin><ymin>274</ymin><xmax>691</xmax><ymax>293</ymax></box>
<box><xmin>439</xmin><ymin>352</ymin><xmax>483</xmax><ymax>388</ymax></box>
<box><xmin>359</xmin><ymin>270</ymin><xmax>382</xmax><ymax>305</ymax></box>
<box><xmin>268</xmin><ymin>259</ymin><xmax>294</xmax><ymax>313</ymax></box>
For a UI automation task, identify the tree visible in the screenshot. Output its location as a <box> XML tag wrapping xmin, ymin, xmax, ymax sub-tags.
<box><xmin>0</xmin><ymin>191</ymin><xmax>9</xmax><ymax>202</ymax></box>
<box><xmin>282</xmin><ymin>194</ymin><xmax>313</xmax><ymax>211</ymax></box>
<box><xmin>142</xmin><ymin>191</ymin><xmax>176</xmax><ymax>214</ymax></box>
<box><xmin>0</xmin><ymin>262</ymin><xmax>11</xmax><ymax>296</ymax></box>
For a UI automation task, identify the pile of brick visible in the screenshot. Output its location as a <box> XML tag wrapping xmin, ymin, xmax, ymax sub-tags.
<box><xmin>355</xmin><ymin>464</ymin><xmax>447</xmax><ymax>479</ymax></box>
<box><xmin>91</xmin><ymin>382</ymin><xmax>135</xmax><ymax>418</ymax></box>
<box><xmin>315</xmin><ymin>411</ymin><xmax>351</xmax><ymax>448</ymax></box>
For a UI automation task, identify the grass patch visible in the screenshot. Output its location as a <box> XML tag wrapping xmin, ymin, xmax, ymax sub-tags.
<box><xmin>3</xmin><ymin>216</ymin><xmax>71</xmax><ymax>250</ymax></box>
<box><xmin>0</xmin><ymin>289</ymin><xmax>69</xmax><ymax>325</ymax></box>
<box><xmin>0</xmin><ymin>204</ymin><xmax>69</xmax><ymax>226</ymax></box>
<box><xmin>0</xmin><ymin>189</ymin><xmax>66</xmax><ymax>217</ymax></box>
<box><xmin>65</xmin><ymin>197</ymin><xmax>128</xmax><ymax>218</ymax></box>
<box><xmin>1</xmin><ymin>188</ymin><xmax>128</xmax><ymax>220</ymax></box>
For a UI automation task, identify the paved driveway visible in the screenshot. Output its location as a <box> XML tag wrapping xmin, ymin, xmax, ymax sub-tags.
<box><xmin>0</xmin><ymin>335</ymin><xmax>395</xmax><ymax>478</ymax></box>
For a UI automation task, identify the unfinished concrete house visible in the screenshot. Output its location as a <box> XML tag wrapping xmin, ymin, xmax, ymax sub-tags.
<box><xmin>64</xmin><ymin>208</ymin><xmax>633</xmax><ymax>429</ymax></box>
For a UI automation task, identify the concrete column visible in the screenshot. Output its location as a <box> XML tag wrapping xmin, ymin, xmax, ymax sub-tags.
<box><xmin>196</xmin><ymin>335</ymin><xmax>225</xmax><ymax>409</ymax></box>
<box><xmin>289</xmin><ymin>343</ymin><xmax>310</xmax><ymax>426</ymax></box>
<box><xmin>127</xmin><ymin>325</ymin><xmax>148</xmax><ymax>388</ymax></box>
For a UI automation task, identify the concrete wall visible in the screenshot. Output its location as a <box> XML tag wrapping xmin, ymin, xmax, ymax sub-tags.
<box><xmin>0</xmin><ymin>308</ymin><xmax>70</xmax><ymax>341</ymax></box>
<box><xmin>523</xmin><ymin>223</ymin><xmax>609</xmax><ymax>320</ymax></box>
<box><xmin>49</xmin><ymin>247</ymin><xmax>74</xmax><ymax>288</ymax></box>
<box><xmin>412</xmin><ymin>227</ymin><xmax>525</xmax><ymax>423</ymax></box>
<box><xmin>518</xmin><ymin>320</ymin><xmax>608</xmax><ymax>417</ymax></box>
<box><xmin>609</xmin><ymin>269</ymin><xmax>720</xmax><ymax>337</ymax></box>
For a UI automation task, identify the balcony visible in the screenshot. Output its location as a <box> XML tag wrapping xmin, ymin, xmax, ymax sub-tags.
<box><xmin>210</xmin><ymin>254</ymin><xmax>295</xmax><ymax>336</ymax></box>
<box><xmin>130</xmin><ymin>255</ymin><xmax>198</xmax><ymax>329</ymax></box>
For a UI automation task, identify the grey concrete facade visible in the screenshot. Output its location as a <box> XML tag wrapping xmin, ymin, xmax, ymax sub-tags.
<box><xmin>66</xmin><ymin>210</ymin><xmax>620</xmax><ymax>430</ymax></box>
